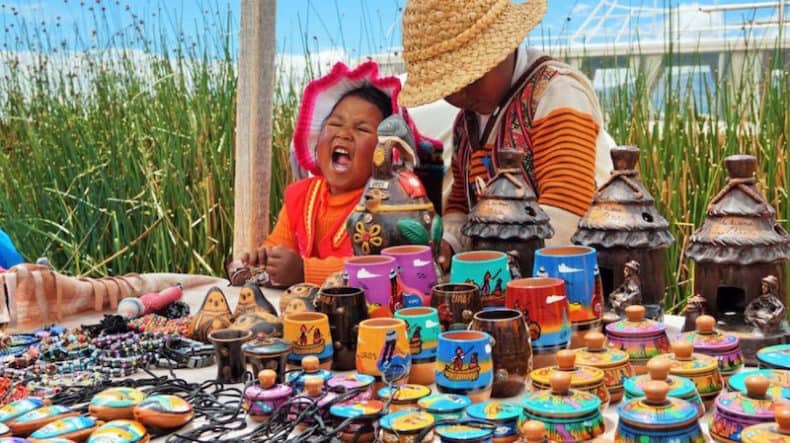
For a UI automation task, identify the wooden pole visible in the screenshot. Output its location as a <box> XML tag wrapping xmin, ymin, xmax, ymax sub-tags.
<box><xmin>233</xmin><ymin>0</ymin><xmax>276</xmax><ymax>258</ymax></box>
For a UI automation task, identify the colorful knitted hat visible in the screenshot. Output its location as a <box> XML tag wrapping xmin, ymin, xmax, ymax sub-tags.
<box><xmin>400</xmin><ymin>0</ymin><xmax>548</xmax><ymax>107</ymax></box>
<box><xmin>293</xmin><ymin>61</ymin><xmax>440</xmax><ymax>176</ymax></box>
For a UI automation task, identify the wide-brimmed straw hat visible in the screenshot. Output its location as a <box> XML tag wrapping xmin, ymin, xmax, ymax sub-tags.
<box><xmin>400</xmin><ymin>0</ymin><xmax>548</xmax><ymax>107</ymax></box>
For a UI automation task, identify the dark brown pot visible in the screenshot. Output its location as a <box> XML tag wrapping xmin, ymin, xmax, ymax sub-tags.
<box><xmin>317</xmin><ymin>286</ymin><xmax>369</xmax><ymax>371</ymax></box>
<box><xmin>469</xmin><ymin>308</ymin><xmax>533</xmax><ymax>397</ymax></box>
<box><xmin>430</xmin><ymin>283</ymin><xmax>481</xmax><ymax>331</ymax></box>
<box><xmin>209</xmin><ymin>328</ymin><xmax>253</xmax><ymax>384</ymax></box>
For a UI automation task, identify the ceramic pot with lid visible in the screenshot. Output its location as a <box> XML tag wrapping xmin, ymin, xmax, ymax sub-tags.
<box><xmin>329</xmin><ymin>400</ymin><xmax>384</xmax><ymax>443</ymax></box>
<box><xmin>417</xmin><ymin>394</ymin><xmax>472</xmax><ymax>421</ymax></box>
<box><xmin>379</xmin><ymin>410</ymin><xmax>435</xmax><ymax>443</ymax></box>
<box><xmin>676</xmin><ymin>315</ymin><xmax>744</xmax><ymax>381</ymax></box>
<box><xmin>242</xmin><ymin>334</ymin><xmax>292</xmax><ymax>383</ymax></box>
<box><xmin>741</xmin><ymin>405</ymin><xmax>790</xmax><ymax>443</ymax></box>
<box><xmin>710</xmin><ymin>375</ymin><xmax>777</xmax><ymax>442</ymax></box>
<box><xmin>520</xmin><ymin>372</ymin><xmax>605</xmax><ymax>443</ymax></box>
<box><xmin>650</xmin><ymin>341</ymin><xmax>723</xmax><ymax>408</ymax></box>
<box><xmin>574</xmin><ymin>332</ymin><xmax>633</xmax><ymax>404</ymax></box>
<box><xmin>285</xmin><ymin>355</ymin><xmax>333</xmax><ymax>392</ymax></box>
<box><xmin>728</xmin><ymin>369</ymin><xmax>790</xmax><ymax>401</ymax></box>
<box><xmin>605</xmin><ymin>305</ymin><xmax>670</xmax><ymax>374</ymax></box>
<box><xmin>435</xmin><ymin>422</ymin><xmax>496</xmax><ymax>443</ymax></box>
<box><xmin>464</xmin><ymin>401</ymin><xmax>523</xmax><ymax>443</ymax></box>
<box><xmin>243</xmin><ymin>369</ymin><xmax>293</xmax><ymax>422</ymax></box>
<box><xmin>615</xmin><ymin>380</ymin><xmax>704</xmax><ymax>443</ymax></box>
<box><xmin>529</xmin><ymin>350</ymin><xmax>610</xmax><ymax>410</ymax></box>
<box><xmin>757</xmin><ymin>344</ymin><xmax>790</xmax><ymax>370</ymax></box>
<box><xmin>326</xmin><ymin>373</ymin><xmax>376</xmax><ymax>404</ymax></box>
<box><xmin>377</xmin><ymin>384</ymin><xmax>432</xmax><ymax>412</ymax></box>
<box><xmin>623</xmin><ymin>358</ymin><xmax>705</xmax><ymax>418</ymax></box>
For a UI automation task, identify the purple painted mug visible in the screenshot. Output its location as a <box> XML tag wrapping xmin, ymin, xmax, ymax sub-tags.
<box><xmin>344</xmin><ymin>255</ymin><xmax>398</xmax><ymax>317</ymax></box>
<box><xmin>382</xmin><ymin>245</ymin><xmax>438</xmax><ymax>297</ymax></box>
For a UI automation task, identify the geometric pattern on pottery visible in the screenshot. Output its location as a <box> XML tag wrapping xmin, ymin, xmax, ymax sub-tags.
<box><xmin>614</xmin><ymin>420</ymin><xmax>705</xmax><ymax>443</ymax></box>
<box><xmin>522</xmin><ymin>411</ymin><xmax>605</xmax><ymax>442</ymax></box>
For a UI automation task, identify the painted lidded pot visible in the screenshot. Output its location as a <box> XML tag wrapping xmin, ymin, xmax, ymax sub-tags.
<box><xmin>285</xmin><ymin>355</ymin><xmax>333</xmax><ymax>392</ymax></box>
<box><xmin>462</xmin><ymin>148</ymin><xmax>554</xmax><ymax>276</ymax></box>
<box><xmin>529</xmin><ymin>350</ymin><xmax>610</xmax><ymax>410</ymax></box>
<box><xmin>329</xmin><ymin>400</ymin><xmax>384</xmax><ymax>443</ymax></box>
<box><xmin>574</xmin><ymin>332</ymin><xmax>633</xmax><ymax>404</ymax></box>
<box><xmin>435</xmin><ymin>423</ymin><xmax>495</xmax><ymax>443</ymax></box>
<box><xmin>464</xmin><ymin>401</ymin><xmax>523</xmax><ymax>443</ymax></box>
<box><xmin>615</xmin><ymin>380</ymin><xmax>704</xmax><ymax>443</ymax></box>
<box><xmin>520</xmin><ymin>372</ymin><xmax>604</xmax><ymax>443</ymax></box>
<box><xmin>326</xmin><ymin>373</ymin><xmax>375</xmax><ymax>404</ymax></box>
<box><xmin>243</xmin><ymin>369</ymin><xmax>293</xmax><ymax>422</ymax></box>
<box><xmin>346</xmin><ymin>114</ymin><xmax>441</xmax><ymax>258</ymax></box>
<box><xmin>377</xmin><ymin>384</ymin><xmax>432</xmax><ymax>412</ymax></box>
<box><xmin>241</xmin><ymin>334</ymin><xmax>292</xmax><ymax>383</ymax></box>
<box><xmin>623</xmin><ymin>358</ymin><xmax>705</xmax><ymax>418</ymax></box>
<box><xmin>757</xmin><ymin>344</ymin><xmax>790</xmax><ymax>370</ymax></box>
<box><xmin>741</xmin><ymin>404</ymin><xmax>790</xmax><ymax>443</ymax></box>
<box><xmin>379</xmin><ymin>410</ymin><xmax>435</xmax><ymax>443</ymax></box>
<box><xmin>676</xmin><ymin>315</ymin><xmax>744</xmax><ymax>381</ymax></box>
<box><xmin>728</xmin><ymin>369</ymin><xmax>790</xmax><ymax>401</ymax></box>
<box><xmin>605</xmin><ymin>305</ymin><xmax>670</xmax><ymax>374</ymax></box>
<box><xmin>417</xmin><ymin>394</ymin><xmax>471</xmax><ymax>422</ymax></box>
<box><xmin>710</xmin><ymin>375</ymin><xmax>777</xmax><ymax>443</ymax></box>
<box><xmin>650</xmin><ymin>340</ymin><xmax>723</xmax><ymax>408</ymax></box>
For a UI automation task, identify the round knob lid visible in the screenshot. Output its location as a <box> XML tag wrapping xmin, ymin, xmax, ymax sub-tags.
<box><xmin>305</xmin><ymin>376</ymin><xmax>324</xmax><ymax>397</ymax></box>
<box><xmin>550</xmin><ymin>372</ymin><xmax>572</xmax><ymax>395</ymax></box>
<box><xmin>647</xmin><ymin>359</ymin><xmax>671</xmax><ymax>381</ymax></box>
<box><xmin>696</xmin><ymin>315</ymin><xmax>716</xmax><ymax>334</ymax></box>
<box><xmin>521</xmin><ymin>420</ymin><xmax>546</xmax><ymax>443</ymax></box>
<box><xmin>778</xmin><ymin>405</ymin><xmax>790</xmax><ymax>435</ymax></box>
<box><xmin>745</xmin><ymin>375</ymin><xmax>770</xmax><ymax>398</ymax></box>
<box><xmin>672</xmin><ymin>341</ymin><xmax>694</xmax><ymax>360</ymax></box>
<box><xmin>724</xmin><ymin>154</ymin><xmax>756</xmax><ymax>179</ymax></box>
<box><xmin>258</xmin><ymin>369</ymin><xmax>276</xmax><ymax>389</ymax></box>
<box><xmin>644</xmin><ymin>380</ymin><xmax>670</xmax><ymax>405</ymax></box>
<box><xmin>625</xmin><ymin>305</ymin><xmax>645</xmax><ymax>322</ymax></box>
<box><xmin>302</xmin><ymin>356</ymin><xmax>320</xmax><ymax>372</ymax></box>
<box><xmin>556</xmin><ymin>350</ymin><xmax>576</xmax><ymax>370</ymax></box>
<box><xmin>585</xmin><ymin>332</ymin><xmax>606</xmax><ymax>350</ymax></box>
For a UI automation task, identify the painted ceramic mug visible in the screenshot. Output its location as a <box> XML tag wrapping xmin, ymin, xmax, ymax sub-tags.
<box><xmin>505</xmin><ymin>277</ymin><xmax>570</xmax><ymax>351</ymax></box>
<box><xmin>435</xmin><ymin>330</ymin><xmax>494</xmax><ymax>403</ymax></box>
<box><xmin>283</xmin><ymin>312</ymin><xmax>333</xmax><ymax>369</ymax></box>
<box><xmin>468</xmin><ymin>309</ymin><xmax>533</xmax><ymax>398</ymax></box>
<box><xmin>450</xmin><ymin>251</ymin><xmax>511</xmax><ymax>308</ymax></box>
<box><xmin>317</xmin><ymin>286</ymin><xmax>369</xmax><ymax>371</ymax></box>
<box><xmin>344</xmin><ymin>255</ymin><xmax>399</xmax><ymax>317</ymax></box>
<box><xmin>355</xmin><ymin>318</ymin><xmax>412</xmax><ymax>385</ymax></box>
<box><xmin>431</xmin><ymin>283</ymin><xmax>481</xmax><ymax>331</ymax></box>
<box><xmin>533</xmin><ymin>246</ymin><xmax>601</xmax><ymax>324</ymax></box>
<box><xmin>395</xmin><ymin>307</ymin><xmax>440</xmax><ymax>385</ymax></box>
<box><xmin>382</xmin><ymin>245</ymin><xmax>438</xmax><ymax>297</ymax></box>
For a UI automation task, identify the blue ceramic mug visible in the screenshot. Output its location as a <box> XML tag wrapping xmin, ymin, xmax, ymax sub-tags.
<box><xmin>533</xmin><ymin>246</ymin><xmax>600</xmax><ymax>324</ymax></box>
<box><xmin>450</xmin><ymin>251</ymin><xmax>510</xmax><ymax>308</ymax></box>
<box><xmin>435</xmin><ymin>330</ymin><xmax>494</xmax><ymax>404</ymax></box>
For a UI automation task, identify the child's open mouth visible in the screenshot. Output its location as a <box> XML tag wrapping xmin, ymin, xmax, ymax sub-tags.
<box><xmin>331</xmin><ymin>146</ymin><xmax>352</xmax><ymax>172</ymax></box>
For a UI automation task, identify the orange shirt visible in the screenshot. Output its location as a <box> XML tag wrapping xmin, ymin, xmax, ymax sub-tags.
<box><xmin>262</xmin><ymin>177</ymin><xmax>363</xmax><ymax>285</ymax></box>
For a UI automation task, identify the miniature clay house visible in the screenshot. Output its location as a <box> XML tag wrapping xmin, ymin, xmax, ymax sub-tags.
<box><xmin>685</xmin><ymin>155</ymin><xmax>790</xmax><ymax>335</ymax></box>
<box><xmin>572</xmin><ymin>146</ymin><xmax>674</xmax><ymax>312</ymax></box>
<box><xmin>463</xmin><ymin>148</ymin><xmax>554</xmax><ymax>274</ymax></box>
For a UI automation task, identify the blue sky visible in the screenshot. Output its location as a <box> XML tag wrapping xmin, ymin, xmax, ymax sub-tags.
<box><xmin>0</xmin><ymin>1</ymin><xmax>782</xmax><ymax>56</ymax></box>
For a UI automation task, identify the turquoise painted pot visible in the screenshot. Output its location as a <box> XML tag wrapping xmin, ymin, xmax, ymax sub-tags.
<box><xmin>418</xmin><ymin>394</ymin><xmax>471</xmax><ymax>422</ymax></box>
<box><xmin>450</xmin><ymin>251</ymin><xmax>510</xmax><ymax>308</ymax></box>
<box><xmin>395</xmin><ymin>307</ymin><xmax>441</xmax><ymax>385</ymax></box>
<box><xmin>465</xmin><ymin>401</ymin><xmax>522</xmax><ymax>443</ymax></box>
<box><xmin>615</xmin><ymin>381</ymin><xmax>704</xmax><ymax>443</ymax></box>
<box><xmin>435</xmin><ymin>331</ymin><xmax>494</xmax><ymax>403</ymax></box>
<box><xmin>757</xmin><ymin>344</ymin><xmax>790</xmax><ymax>370</ymax></box>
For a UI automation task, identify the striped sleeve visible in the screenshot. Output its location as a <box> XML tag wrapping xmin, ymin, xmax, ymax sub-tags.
<box><xmin>445</xmin><ymin>112</ymin><xmax>470</xmax><ymax>215</ymax></box>
<box><xmin>528</xmin><ymin>106</ymin><xmax>599</xmax><ymax>216</ymax></box>
<box><xmin>303</xmin><ymin>256</ymin><xmax>346</xmax><ymax>286</ymax></box>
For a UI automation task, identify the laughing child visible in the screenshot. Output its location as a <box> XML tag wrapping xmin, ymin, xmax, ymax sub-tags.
<box><xmin>241</xmin><ymin>62</ymin><xmax>437</xmax><ymax>287</ymax></box>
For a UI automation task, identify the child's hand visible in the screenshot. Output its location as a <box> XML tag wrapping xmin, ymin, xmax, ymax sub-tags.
<box><xmin>265</xmin><ymin>246</ymin><xmax>304</xmax><ymax>288</ymax></box>
<box><xmin>241</xmin><ymin>248</ymin><xmax>267</xmax><ymax>268</ymax></box>
<box><xmin>437</xmin><ymin>240</ymin><xmax>454</xmax><ymax>273</ymax></box>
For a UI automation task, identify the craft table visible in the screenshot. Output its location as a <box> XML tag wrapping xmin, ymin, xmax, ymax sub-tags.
<box><xmin>39</xmin><ymin>278</ymin><xmax>719</xmax><ymax>441</ymax></box>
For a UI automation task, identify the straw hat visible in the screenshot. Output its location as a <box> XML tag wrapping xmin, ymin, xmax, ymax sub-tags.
<box><xmin>400</xmin><ymin>0</ymin><xmax>548</xmax><ymax>107</ymax></box>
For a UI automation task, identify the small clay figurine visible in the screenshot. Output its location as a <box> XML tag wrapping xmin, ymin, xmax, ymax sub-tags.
<box><xmin>279</xmin><ymin>283</ymin><xmax>319</xmax><ymax>316</ymax></box>
<box><xmin>609</xmin><ymin>260</ymin><xmax>642</xmax><ymax>316</ymax></box>
<box><xmin>230</xmin><ymin>282</ymin><xmax>282</xmax><ymax>337</ymax></box>
<box><xmin>745</xmin><ymin>275</ymin><xmax>787</xmax><ymax>334</ymax></box>
<box><xmin>682</xmin><ymin>294</ymin><xmax>708</xmax><ymax>332</ymax></box>
<box><xmin>192</xmin><ymin>287</ymin><xmax>233</xmax><ymax>342</ymax></box>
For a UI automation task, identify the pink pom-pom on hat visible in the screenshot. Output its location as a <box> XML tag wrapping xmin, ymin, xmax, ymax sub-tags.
<box><xmin>293</xmin><ymin>61</ymin><xmax>441</xmax><ymax>176</ymax></box>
